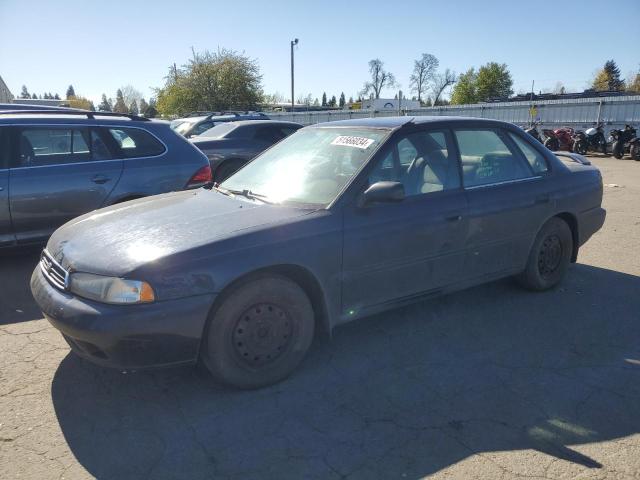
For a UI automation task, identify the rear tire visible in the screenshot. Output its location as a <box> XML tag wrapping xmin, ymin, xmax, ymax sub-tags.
<box><xmin>517</xmin><ymin>217</ymin><xmax>573</xmax><ymax>291</ymax></box>
<box><xmin>612</xmin><ymin>141</ymin><xmax>624</xmax><ymax>159</ymax></box>
<box><xmin>202</xmin><ymin>275</ymin><xmax>315</xmax><ymax>389</ymax></box>
<box><xmin>544</xmin><ymin>138</ymin><xmax>559</xmax><ymax>151</ymax></box>
<box><xmin>573</xmin><ymin>139</ymin><xmax>588</xmax><ymax>155</ymax></box>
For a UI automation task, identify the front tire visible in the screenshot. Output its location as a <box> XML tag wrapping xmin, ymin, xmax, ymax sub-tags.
<box><xmin>202</xmin><ymin>275</ymin><xmax>315</xmax><ymax>389</ymax></box>
<box><xmin>612</xmin><ymin>141</ymin><xmax>624</xmax><ymax>159</ymax></box>
<box><xmin>517</xmin><ymin>217</ymin><xmax>573</xmax><ymax>291</ymax></box>
<box><xmin>544</xmin><ymin>137</ymin><xmax>559</xmax><ymax>151</ymax></box>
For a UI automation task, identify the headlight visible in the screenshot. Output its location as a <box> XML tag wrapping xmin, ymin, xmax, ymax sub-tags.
<box><xmin>69</xmin><ymin>273</ymin><xmax>155</xmax><ymax>304</ymax></box>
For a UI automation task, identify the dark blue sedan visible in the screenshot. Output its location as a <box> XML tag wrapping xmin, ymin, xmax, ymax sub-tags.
<box><xmin>31</xmin><ymin>116</ymin><xmax>606</xmax><ymax>388</ymax></box>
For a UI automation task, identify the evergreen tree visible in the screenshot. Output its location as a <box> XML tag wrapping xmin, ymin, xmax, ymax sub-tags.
<box><xmin>339</xmin><ymin>92</ymin><xmax>346</xmax><ymax>108</ymax></box>
<box><xmin>329</xmin><ymin>95</ymin><xmax>337</xmax><ymax>107</ymax></box>
<box><xmin>31</xmin><ymin>93</ymin><xmax>37</xmax><ymax>99</ymax></box>
<box><xmin>98</xmin><ymin>94</ymin><xmax>112</xmax><ymax>112</ymax></box>
<box><xmin>139</xmin><ymin>98</ymin><xmax>149</xmax><ymax>115</ymax></box>
<box><xmin>129</xmin><ymin>100</ymin><xmax>139</xmax><ymax>115</ymax></box>
<box><xmin>113</xmin><ymin>89</ymin><xmax>128</xmax><ymax>113</ymax></box>
<box><xmin>321</xmin><ymin>92</ymin><xmax>327</xmax><ymax>106</ymax></box>
<box><xmin>66</xmin><ymin>85</ymin><xmax>76</xmax><ymax>99</ymax></box>
<box><xmin>20</xmin><ymin>85</ymin><xmax>29</xmax><ymax>98</ymax></box>
<box><xmin>348</xmin><ymin>96</ymin><xmax>354</xmax><ymax>104</ymax></box>
<box><xmin>54</xmin><ymin>93</ymin><xmax>60</xmax><ymax>100</ymax></box>
<box><xmin>144</xmin><ymin>98</ymin><xmax>158</xmax><ymax>118</ymax></box>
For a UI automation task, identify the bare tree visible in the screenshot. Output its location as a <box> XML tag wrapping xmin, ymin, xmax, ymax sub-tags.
<box><xmin>119</xmin><ymin>85</ymin><xmax>143</xmax><ymax>110</ymax></box>
<box><xmin>431</xmin><ymin>69</ymin><xmax>457</xmax><ymax>106</ymax></box>
<box><xmin>410</xmin><ymin>53</ymin><xmax>439</xmax><ymax>103</ymax></box>
<box><xmin>361</xmin><ymin>59</ymin><xmax>397</xmax><ymax>99</ymax></box>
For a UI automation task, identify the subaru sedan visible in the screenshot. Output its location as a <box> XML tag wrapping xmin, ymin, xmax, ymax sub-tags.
<box><xmin>31</xmin><ymin>116</ymin><xmax>606</xmax><ymax>389</ymax></box>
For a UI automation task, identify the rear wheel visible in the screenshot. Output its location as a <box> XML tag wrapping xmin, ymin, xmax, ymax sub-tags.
<box><xmin>573</xmin><ymin>139</ymin><xmax>588</xmax><ymax>155</ymax></box>
<box><xmin>612</xmin><ymin>141</ymin><xmax>624</xmax><ymax>159</ymax></box>
<box><xmin>202</xmin><ymin>275</ymin><xmax>315</xmax><ymax>389</ymax></box>
<box><xmin>630</xmin><ymin>143</ymin><xmax>640</xmax><ymax>161</ymax></box>
<box><xmin>544</xmin><ymin>137</ymin><xmax>559</xmax><ymax>151</ymax></box>
<box><xmin>517</xmin><ymin>217</ymin><xmax>573</xmax><ymax>291</ymax></box>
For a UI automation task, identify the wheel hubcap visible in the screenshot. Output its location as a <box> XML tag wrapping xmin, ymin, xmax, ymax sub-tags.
<box><xmin>232</xmin><ymin>303</ymin><xmax>293</xmax><ymax>367</ymax></box>
<box><xmin>538</xmin><ymin>235</ymin><xmax>563</xmax><ymax>277</ymax></box>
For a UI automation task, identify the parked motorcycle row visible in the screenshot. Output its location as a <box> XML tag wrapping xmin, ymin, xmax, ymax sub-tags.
<box><xmin>524</xmin><ymin>122</ymin><xmax>640</xmax><ymax>161</ymax></box>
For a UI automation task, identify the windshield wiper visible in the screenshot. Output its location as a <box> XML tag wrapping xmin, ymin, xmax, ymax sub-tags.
<box><xmin>227</xmin><ymin>188</ymin><xmax>275</xmax><ymax>204</ymax></box>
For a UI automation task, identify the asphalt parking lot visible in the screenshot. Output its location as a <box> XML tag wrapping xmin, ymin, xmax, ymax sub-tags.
<box><xmin>1</xmin><ymin>155</ymin><xmax>639</xmax><ymax>480</ymax></box>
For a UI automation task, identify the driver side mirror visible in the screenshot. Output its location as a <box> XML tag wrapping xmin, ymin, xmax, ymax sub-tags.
<box><xmin>359</xmin><ymin>181</ymin><xmax>405</xmax><ymax>207</ymax></box>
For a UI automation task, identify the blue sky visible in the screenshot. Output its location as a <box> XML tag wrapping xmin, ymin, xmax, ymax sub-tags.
<box><xmin>1</xmin><ymin>0</ymin><xmax>638</xmax><ymax>105</ymax></box>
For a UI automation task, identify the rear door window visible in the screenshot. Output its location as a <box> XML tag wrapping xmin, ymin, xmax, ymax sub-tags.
<box><xmin>508</xmin><ymin>132</ymin><xmax>549</xmax><ymax>173</ymax></box>
<box><xmin>454</xmin><ymin>129</ymin><xmax>533</xmax><ymax>187</ymax></box>
<box><xmin>17</xmin><ymin>127</ymin><xmax>96</xmax><ymax>167</ymax></box>
<box><xmin>106</xmin><ymin>127</ymin><xmax>165</xmax><ymax>158</ymax></box>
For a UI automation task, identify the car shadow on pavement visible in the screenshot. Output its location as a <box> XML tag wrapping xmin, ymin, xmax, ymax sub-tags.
<box><xmin>51</xmin><ymin>264</ymin><xmax>640</xmax><ymax>480</ymax></box>
<box><xmin>0</xmin><ymin>248</ymin><xmax>42</xmax><ymax>325</ymax></box>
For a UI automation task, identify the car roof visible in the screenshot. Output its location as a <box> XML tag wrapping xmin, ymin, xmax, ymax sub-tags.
<box><xmin>228</xmin><ymin>120</ymin><xmax>302</xmax><ymax>127</ymax></box>
<box><xmin>313</xmin><ymin>115</ymin><xmax>512</xmax><ymax>129</ymax></box>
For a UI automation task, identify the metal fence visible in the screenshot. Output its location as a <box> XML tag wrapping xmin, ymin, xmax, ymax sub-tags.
<box><xmin>268</xmin><ymin>95</ymin><xmax>640</xmax><ymax>133</ymax></box>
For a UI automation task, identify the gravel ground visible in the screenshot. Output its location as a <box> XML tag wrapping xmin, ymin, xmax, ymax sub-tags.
<box><xmin>1</xmin><ymin>155</ymin><xmax>639</xmax><ymax>480</ymax></box>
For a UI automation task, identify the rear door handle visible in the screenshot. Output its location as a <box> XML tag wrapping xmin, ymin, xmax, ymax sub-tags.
<box><xmin>91</xmin><ymin>175</ymin><xmax>110</xmax><ymax>184</ymax></box>
<box><xmin>445</xmin><ymin>214</ymin><xmax>463</xmax><ymax>222</ymax></box>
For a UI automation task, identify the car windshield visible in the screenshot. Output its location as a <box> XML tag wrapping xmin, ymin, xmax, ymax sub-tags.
<box><xmin>220</xmin><ymin>127</ymin><xmax>388</xmax><ymax>206</ymax></box>
<box><xmin>199</xmin><ymin>123</ymin><xmax>238</xmax><ymax>138</ymax></box>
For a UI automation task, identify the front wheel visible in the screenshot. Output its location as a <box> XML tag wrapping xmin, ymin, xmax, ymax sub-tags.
<box><xmin>544</xmin><ymin>137</ymin><xmax>559</xmax><ymax>151</ymax></box>
<box><xmin>202</xmin><ymin>275</ymin><xmax>315</xmax><ymax>389</ymax></box>
<box><xmin>517</xmin><ymin>217</ymin><xmax>573</xmax><ymax>291</ymax></box>
<box><xmin>612</xmin><ymin>141</ymin><xmax>624</xmax><ymax>159</ymax></box>
<box><xmin>573</xmin><ymin>139</ymin><xmax>588</xmax><ymax>155</ymax></box>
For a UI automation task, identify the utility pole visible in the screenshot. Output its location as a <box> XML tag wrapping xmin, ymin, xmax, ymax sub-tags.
<box><xmin>290</xmin><ymin>38</ymin><xmax>298</xmax><ymax>112</ymax></box>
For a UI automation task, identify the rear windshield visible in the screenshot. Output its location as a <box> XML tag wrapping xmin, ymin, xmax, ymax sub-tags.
<box><xmin>199</xmin><ymin>123</ymin><xmax>238</xmax><ymax>138</ymax></box>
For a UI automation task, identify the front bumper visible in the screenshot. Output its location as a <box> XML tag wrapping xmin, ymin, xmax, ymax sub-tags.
<box><xmin>30</xmin><ymin>267</ymin><xmax>216</xmax><ymax>369</ymax></box>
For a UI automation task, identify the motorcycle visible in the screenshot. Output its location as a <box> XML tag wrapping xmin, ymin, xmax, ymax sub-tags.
<box><xmin>543</xmin><ymin>127</ymin><xmax>575</xmax><ymax>151</ymax></box>
<box><xmin>610</xmin><ymin>125</ymin><xmax>640</xmax><ymax>160</ymax></box>
<box><xmin>524</xmin><ymin>122</ymin><xmax>543</xmax><ymax>143</ymax></box>
<box><xmin>573</xmin><ymin>122</ymin><xmax>607</xmax><ymax>155</ymax></box>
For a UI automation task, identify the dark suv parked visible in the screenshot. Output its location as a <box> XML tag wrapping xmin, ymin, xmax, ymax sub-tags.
<box><xmin>190</xmin><ymin>120</ymin><xmax>302</xmax><ymax>181</ymax></box>
<box><xmin>171</xmin><ymin>111</ymin><xmax>270</xmax><ymax>138</ymax></box>
<box><xmin>0</xmin><ymin>110</ymin><xmax>211</xmax><ymax>247</ymax></box>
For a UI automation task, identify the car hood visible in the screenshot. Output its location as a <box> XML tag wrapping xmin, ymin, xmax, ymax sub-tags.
<box><xmin>46</xmin><ymin>189</ymin><xmax>313</xmax><ymax>276</ymax></box>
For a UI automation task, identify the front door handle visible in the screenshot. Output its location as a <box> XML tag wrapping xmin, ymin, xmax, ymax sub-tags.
<box><xmin>445</xmin><ymin>214</ymin><xmax>463</xmax><ymax>222</ymax></box>
<box><xmin>91</xmin><ymin>175</ymin><xmax>110</xmax><ymax>184</ymax></box>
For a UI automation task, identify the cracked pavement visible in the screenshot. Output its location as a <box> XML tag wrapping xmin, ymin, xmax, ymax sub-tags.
<box><xmin>1</xmin><ymin>155</ymin><xmax>639</xmax><ymax>479</ymax></box>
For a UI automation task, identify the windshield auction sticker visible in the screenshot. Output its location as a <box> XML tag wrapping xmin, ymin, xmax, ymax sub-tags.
<box><xmin>331</xmin><ymin>135</ymin><xmax>375</xmax><ymax>149</ymax></box>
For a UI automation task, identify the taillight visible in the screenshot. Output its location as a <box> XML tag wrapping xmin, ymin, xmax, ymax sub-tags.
<box><xmin>186</xmin><ymin>165</ymin><xmax>212</xmax><ymax>188</ymax></box>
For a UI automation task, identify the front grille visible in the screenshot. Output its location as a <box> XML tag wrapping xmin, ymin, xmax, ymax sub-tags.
<box><xmin>40</xmin><ymin>250</ymin><xmax>69</xmax><ymax>291</ymax></box>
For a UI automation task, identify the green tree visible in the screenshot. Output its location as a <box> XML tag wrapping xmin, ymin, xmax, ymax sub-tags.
<box><xmin>31</xmin><ymin>93</ymin><xmax>37</xmax><ymax>99</ymax></box>
<box><xmin>410</xmin><ymin>53</ymin><xmax>439</xmax><ymax>103</ymax></box>
<box><xmin>98</xmin><ymin>94</ymin><xmax>112</xmax><ymax>111</ymax></box>
<box><xmin>339</xmin><ymin>92</ymin><xmax>346</xmax><ymax>108</ymax></box>
<box><xmin>348</xmin><ymin>96</ymin><xmax>354</xmax><ymax>104</ymax></box>
<box><xmin>321</xmin><ymin>92</ymin><xmax>327</xmax><ymax>106</ymax></box>
<box><xmin>129</xmin><ymin>100</ymin><xmax>139</xmax><ymax>115</ymax></box>
<box><xmin>475</xmin><ymin>62</ymin><xmax>513</xmax><ymax>101</ymax></box>
<box><xmin>593</xmin><ymin>60</ymin><xmax>625</xmax><ymax>91</ymax></box>
<box><xmin>113</xmin><ymin>89</ymin><xmax>128</xmax><ymax>113</ymax></box>
<box><xmin>361</xmin><ymin>59</ymin><xmax>396</xmax><ymax>99</ymax></box>
<box><xmin>20</xmin><ymin>85</ymin><xmax>29</xmax><ymax>98</ymax></box>
<box><xmin>145</xmin><ymin>98</ymin><xmax>158</xmax><ymax>118</ymax></box>
<box><xmin>450</xmin><ymin>68</ymin><xmax>478</xmax><ymax>104</ymax></box>
<box><xmin>156</xmin><ymin>48</ymin><xmax>263</xmax><ymax>116</ymax></box>
<box><xmin>54</xmin><ymin>93</ymin><xmax>60</xmax><ymax>100</ymax></box>
<box><xmin>67</xmin><ymin>95</ymin><xmax>94</xmax><ymax>110</ymax></box>
<box><xmin>329</xmin><ymin>95</ymin><xmax>337</xmax><ymax>107</ymax></box>
<box><xmin>66</xmin><ymin>85</ymin><xmax>75</xmax><ymax>99</ymax></box>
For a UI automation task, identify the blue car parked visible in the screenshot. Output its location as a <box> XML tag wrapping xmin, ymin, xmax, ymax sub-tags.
<box><xmin>0</xmin><ymin>110</ymin><xmax>211</xmax><ymax>247</ymax></box>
